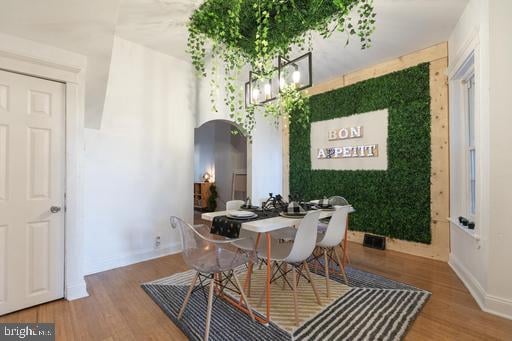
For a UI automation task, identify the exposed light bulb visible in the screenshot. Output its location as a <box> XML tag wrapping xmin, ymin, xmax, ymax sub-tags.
<box><xmin>251</xmin><ymin>88</ymin><xmax>260</xmax><ymax>102</ymax></box>
<box><xmin>264</xmin><ymin>82</ymin><xmax>272</xmax><ymax>99</ymax></box>
<box><xmin>279</xmin><ymin>77</ymin><xmax>286</xmax><ymax>89</ymax></box>
<box><xmin>292</xmin><ymin>70</ymin><xmax>301</xmax><ymax>84</ymax></box>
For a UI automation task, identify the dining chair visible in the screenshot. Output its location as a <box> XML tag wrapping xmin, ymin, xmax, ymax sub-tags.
<box><xmin>170</xmin><ymin>216</ymin><xmax>255</xmax><ymax>341</ymax></box>
<box><xmin>312</xmin><ymin>206</ymin><xmax>350</xmax><ymax>297</ymax></box>
<box><xmin>328</xmin><ymin>196</ymin><xmax>349</xmax><ymax>206</ymax></box>
<box><xmin>226</xmin><ymin>199</ymin><xmax>244</xmax><ymax>211</ymax></box>
<box><xmin>257</xmin><ymin>210</ymin><xmax>322</xmax><ymax>325</ymax></box>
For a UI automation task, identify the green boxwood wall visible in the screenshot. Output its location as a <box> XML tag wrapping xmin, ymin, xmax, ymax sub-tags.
<box><xmin>289</xmin><ymin>63</ymin><xmax>432</xmax><ymax>243</ymax></box>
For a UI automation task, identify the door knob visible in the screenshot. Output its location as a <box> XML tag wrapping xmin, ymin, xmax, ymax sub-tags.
<box><xmin>50</xmin><ymin>206</ymin><xmax>62</xmax><ymax>213</ymax></box>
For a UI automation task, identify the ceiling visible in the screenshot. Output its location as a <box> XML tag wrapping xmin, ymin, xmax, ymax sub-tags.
<box><xmin>116</xmin><ymin>0</ymin><xmax>202</xmax><ymax>61</ymax></box>
<box><xmin>116</xmin><ymin>0</ymin><xmax>468</xmax><ymax>84</ymax></box>
<box><xmin>0</xmin><ymin>0</ymin><xmax>468</xmax><ymax>128</ymax></box>
<box><xmin>0</xmin><ymin>0</ymin><xmax>121</xmax><ymax>129</ymax></box>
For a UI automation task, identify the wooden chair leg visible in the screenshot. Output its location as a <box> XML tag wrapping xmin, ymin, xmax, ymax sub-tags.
<box><xmin>247</xmin><ymin>263</ymin><xmax>253</xmax><ymax>298</ymax></box>
<box><xmin>233</xmin><ymin>271</ymin><xmax>255</xmax><ymax>322</ymax></box>
<box><xmin>204</xmin><ymin>277</ymin><xmax>216</xmax><ymax>341</ymax></box>
<box><xmin>302</xmin><ymin>261</ymin><xmax>321</xmax><ymax>305</ymax></box>
<box><xmin>282</xmin><ymin>262</ymin><xmax>288</xmax><ymax>290</ymax></box>
<box><xmin>323</xmin><ymin>249</ymin><xmax>330</xmax><ymax>298</ymax></box>
<box><xmin>314</xmin><ymin>248</ymin><xmax>319</xmax><ymax>274</ymax></box>
<box><xmin>334</xmin><ymin>247</ymin><xmax>349</xmax><ymax>285</ymax></box>
<box><xmin>178</xmin><ymin>271</ymin><xmax>199</xmax><ymax>319</ymax></box>
<box><xmin>291</xmin><ymin>265</ymin><xmax>299</xmax><ymax>326</ymax></box>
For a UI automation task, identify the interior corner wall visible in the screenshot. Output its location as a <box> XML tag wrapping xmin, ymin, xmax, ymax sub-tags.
<box><xmin>487</xmin><ymin>0</ymin><xmax>512</xmax><ymax>317</ymax></box>
<box><xmin>448</xmin><ymin>0</ymin><xmax>512</xmax><ymax>320</ymax></box>
<box><xmin>448</xmin><ymin>0</ymin><xmax>490</xmax><ymax>309</ymax></box>
<box><xmin>82</xmin><ymin>36</ymin><xmax>196</xmax><ymax>275</ymax></box>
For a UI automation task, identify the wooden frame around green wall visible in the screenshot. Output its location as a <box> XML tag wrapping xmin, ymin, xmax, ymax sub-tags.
<box><xmin>289</xmin><ymin>63</ymin><xmax>432</xmax><ymax>243</ymax></box>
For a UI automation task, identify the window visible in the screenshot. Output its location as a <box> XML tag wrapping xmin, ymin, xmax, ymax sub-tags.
<box><xmin>449</xmin><ymin>51</ymin><xmax>478</xmax><ymax>232</ymax></box>
<box><xmin>466</xmin><ymin>74</ymin><xmax>476</xmax><ymax>217</ymax></box>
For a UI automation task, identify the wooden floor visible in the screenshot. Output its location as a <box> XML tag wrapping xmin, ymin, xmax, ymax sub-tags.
<box><xmin>2</xmin><ymin>243</ymin><xmax>512</xmax><ymax>340</ymax></box>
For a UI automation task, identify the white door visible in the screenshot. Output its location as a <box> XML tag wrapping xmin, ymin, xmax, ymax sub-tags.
<box><xmin>0</xmin><ymin>70</ymin><xmax>65</xmax><ymax>315</ymax></box>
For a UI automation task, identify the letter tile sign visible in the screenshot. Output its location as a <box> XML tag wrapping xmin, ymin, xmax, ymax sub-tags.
<box><xmin>310</xmin><ymin>109</ymin><xmax>388</xmax><ymax>170</ymax></box>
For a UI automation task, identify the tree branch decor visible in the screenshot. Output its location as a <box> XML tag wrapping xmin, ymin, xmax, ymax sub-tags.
<box><xmin>187</xmin><ymin>0</ymin><xmax>376</xmax><ymax>137</ymax></box>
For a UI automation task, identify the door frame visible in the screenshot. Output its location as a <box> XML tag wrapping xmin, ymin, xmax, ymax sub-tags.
<box><xmin>0</xmin><ymin>33</ymin><xmax>88</xmax><ymax>300</ymax></box>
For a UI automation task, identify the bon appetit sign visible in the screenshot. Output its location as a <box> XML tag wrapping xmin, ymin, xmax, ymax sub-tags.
<box><xmin>310</xmin><ymin>109</ymin><xmax>388</xmax><ymax>170</ymax></box>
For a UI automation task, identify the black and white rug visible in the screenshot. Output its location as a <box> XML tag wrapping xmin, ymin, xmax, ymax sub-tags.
<box><xmin>142</xmin><ymin>265</ymin><xmax>430</xmax><ymax>340</ymax></box>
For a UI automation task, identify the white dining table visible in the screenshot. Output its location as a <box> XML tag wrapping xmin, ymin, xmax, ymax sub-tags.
<box><xmin>201</xmin><ymin>205</ymin><xmax>355</xmax><ymax>325</ymax></box>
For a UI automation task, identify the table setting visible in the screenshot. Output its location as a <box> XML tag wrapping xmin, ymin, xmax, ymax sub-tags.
<box><xmin>210</xmin><ymin>194</ymin><xmax>338</xmax><ymax>238</ymax></box>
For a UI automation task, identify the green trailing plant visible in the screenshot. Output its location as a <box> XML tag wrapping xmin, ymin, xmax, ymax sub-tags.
<box><xmin>265</xmin><ymin>84</ymin><xmax>310</xmax><ymax>128</ymax></box>
<box><xmin>207</xmin><ymin>184</ymin><xmax>218</xmax><ymax>212</ymax></box>
<box><xmin>187</xmin><ymin>0</ymin><xmax>376</xmax><ymax>137</ymax></box>
<box><xmin>289</xmin><ymin>64</ymin><xmax>432</xmax><ymax>243</ymax></box>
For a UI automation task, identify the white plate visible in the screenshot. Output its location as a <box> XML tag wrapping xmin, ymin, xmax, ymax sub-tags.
<box><xmin>227</xmin><ymin>210</ymin><xmax>256</xmax><ymax>217</ymax></box>
<box><xmin>227</xmin><ymin>210</ymin><xmax>257</xmax><ymax>219</ymax></box>
<box><xmin>227</xmin><ymin>213</ymin><xmax>258</xmax><ymax>220</ymax></box>
<box><xmin>279</xmin><ymin>212</ymin><xmax>306</xmax><ymax>219</ymax></box>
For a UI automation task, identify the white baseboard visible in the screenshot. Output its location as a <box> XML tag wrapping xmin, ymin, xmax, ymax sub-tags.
<box><xmin>449</xmin><ymin>253</ymin><xmax>512</xmax><ymax>320</ymax></box>
<box><xmin>448</xmin><ymin>253</ymin><xmax>486</xmax><ymax>308</ymax></box>
<box><xmin>65</xmin><ymin>280</ymin><xmax>89</xmax><ymax>301</ymax></box>
<box><xmin>85</xmin><ymin>242</ymin><xmax>182</xmax><ymax>275</ymax></box>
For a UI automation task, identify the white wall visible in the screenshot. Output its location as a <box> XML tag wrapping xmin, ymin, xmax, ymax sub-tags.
<box><xmin>486</xmin><ymin>0</ymin><xmax>512</xmax><ymax>313</ymax></box>
<box><xmin>448</xmin><ymin>0</ymin><xmax>512</xmax><ymax>319</ymax></box>
<box><xmin>448</xmin><ymin>0</ymin><xmax>490</xmax><ymax>298</ymax></box>
<box><xmin>83</xmin><ymin>36</ymin><xmax>195</xmax><ymax>274</ymax></box>
<box><xmin>248</xmin><ymin>111</ymin><xmax>283</xmax><ymax>204</ymax></box>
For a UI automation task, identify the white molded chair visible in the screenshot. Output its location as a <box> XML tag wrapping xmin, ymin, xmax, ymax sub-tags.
<box><xmin>314</xmin><ymin>206</ymin><xmax>350</xmax><ymax>296</ymax></box>
<box><xmin>257</xmin><ymin>210</ymin><xmax>322</xmax><ymax>325</ymax></box>
<box><xmin>171</xmin><ymin>216</ymin><xmax>255</xmax><ymax>340</ymax></box>
<box><xmin>226</xmin><ymin>199</ymin><xmax>244</xmax><ymax>211</ymax></box>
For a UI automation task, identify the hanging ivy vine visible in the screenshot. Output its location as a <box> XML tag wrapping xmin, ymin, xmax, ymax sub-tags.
<box><xmin>187</xmin><ymin>0</ymin><xmax>376</xmax><ymax>137</ymax></box>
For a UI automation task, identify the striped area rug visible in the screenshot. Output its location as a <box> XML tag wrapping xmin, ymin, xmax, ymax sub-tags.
<box><xmin>142</xmin><ymin>265</ymin><xmax>430</xmax><ymax>340</ymax></box>
<box><xmin>226</xmin><ymin>266</ymin><xmax>351</xmax><ymax>333</ymax></box>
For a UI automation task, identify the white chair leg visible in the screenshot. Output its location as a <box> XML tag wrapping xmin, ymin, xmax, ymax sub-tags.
<box><xmin>204</xmin><ymin>277</ymin><xmax>216</xmax><ymax>341</ymax></box>
<box><xmin>324</xmin><ymin>248</ymin><xmax>330</xmax><ymax>298</ymax></box>
<box><xmin>303</xmin><ymin>261</ymin><xmax>321</xmax><ymax>305</ymax></box>
<box><xmin>178</xmin><ymin>271</ymin><xmax>199</xmax><ymax>319</ymax></box>
<box><xmin>233</xmin><ymin>271</ymin><xmax>255</xmax><ymax>322</ymax></box>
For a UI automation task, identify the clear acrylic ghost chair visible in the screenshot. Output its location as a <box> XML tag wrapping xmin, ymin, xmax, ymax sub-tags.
<box><xmin>328</xmin><ymin>196</ymin><xmax>350</xmax><ymax>206</ymax></box>
<box><xmin>256</xmin><ymin>210</ymin><xmax>322</xmax><ymax>325</ymax></box>
<box><xmin>170</xmin><ymin>216</ymin><xmax>255</xmax><ymax>341</ymax></box>
<box><xmin>310</xmin><ymin>206</ymin><xmax>350</xmax><ymax>297</ymax></box>
<box><xmin>317</xmin><ymin>196</ymin><xmax>350</xmax><ymax>232</ymax></box>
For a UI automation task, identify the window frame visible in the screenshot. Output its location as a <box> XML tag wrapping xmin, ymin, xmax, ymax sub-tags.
<box><xmin>449</xmin><ymin>49</ymin><xmax>480</xmax><ymax>234</ymax></box>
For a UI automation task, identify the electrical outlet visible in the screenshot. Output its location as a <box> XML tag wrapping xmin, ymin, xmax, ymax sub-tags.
<box><xmin>154</xmin><ymin>236</ymin><xmax>161</xmax><ymax>249</ymax></box>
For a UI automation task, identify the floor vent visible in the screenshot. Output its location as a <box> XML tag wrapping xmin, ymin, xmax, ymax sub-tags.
<box><xmin>363</xmin><ymin>234</ymin><xmax>386</xmax><ymax>250</ymax></box>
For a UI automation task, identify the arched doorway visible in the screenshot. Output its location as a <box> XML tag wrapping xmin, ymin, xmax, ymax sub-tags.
<box><xmin>194</xmin><ymin>120</ymin><xmax>247</xmax><ymax>211</ymax></box>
